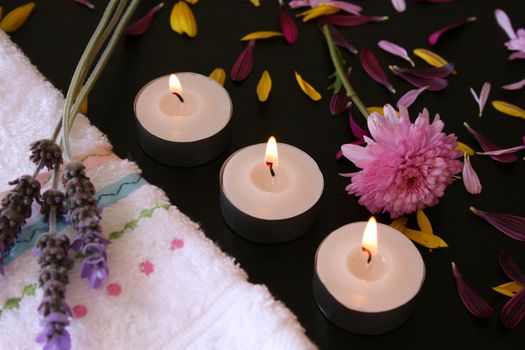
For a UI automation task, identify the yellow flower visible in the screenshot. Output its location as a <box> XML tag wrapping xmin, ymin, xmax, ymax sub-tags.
<box><xmin>295</xmin><ymin>71</ymin><xmax>321</xmax><ymax>101</ymax></box>
<box><xmin>170</xmin><ymin>1</ymin><xmax>197</xmax><ymax>38</ymax></box>
<box><xmin>209</xmin><ymin>68</ymin><xmax>226</xmax><ymax>86</ymax></box>
<box><xmin>256</xmin><ymin>70</ymin><xmax>272</xmax><ymax>102</ymax></box>
<box><xmin>0</xmin><ymin>2</ymin><xmax>36</xmax><ymax>33</ymax></box>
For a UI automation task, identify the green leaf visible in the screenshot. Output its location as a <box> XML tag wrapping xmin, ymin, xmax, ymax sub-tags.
<box><xmin>22</xmin><ymin>283</ymin><xmax>37</xmax><ymax>296</ymax></box>
<box><xmin>3</xmin><ymin>298</ymin><xmax>20</xmax><ymax>310</ymax></box>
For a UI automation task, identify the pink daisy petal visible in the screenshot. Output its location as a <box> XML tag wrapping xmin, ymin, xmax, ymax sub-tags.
<box><xmin>231</xmin><ymin>41</ymin><xmax>255</xmax><ymax>82</ymax></box>
<box><xmin>397</xmin><ymin>86</ymin><xmax>429</xmax><ymax>109</ymax></box>
<box><xmin>125</xmin><ymin>3</ymin><xmax>164</xmax><ymax>36</ymax></box>
<box><xmin>463</xmin><ymin>123</ymin><xmax>519</xmax><ymax>162</ymax></box>
<box><xmin>74</xmin><ymin>0</ymin><xmax>95</xmax><ymax>10</ymax></box>
<box><xmin>495</xmin><ymin>9</ymin><xmax>517</xmax><ymax>40</ymax></box>
<box><xmin>502</xmin><ymin>78</ymin><xmax>525</xmax><ymax>91</ymax></box>
<box><xmin>451</xmin><ymin>262</ymin><xmax>495</xmax><ymax>318</ymax></box>
<box><xmin>462</xmin><ymin>154</ymin><xmax>482</xmax><ymax>195</ymax></box>
<box><xmin>470</xmin><ymin>207</ymin><xmax>525</xmax><ymax>242</ymax></box>
<box><xmin>428</xmin><ymin>17</ymin><xmax>476</xmax><ymax>45</ymax></box>
<box><xmin>469</xmin><ymin>82</ymin><xmax>491</xmax><ymax>116</ymax></box>
<box><xmin>360</xmin><ymin>48</ymin><xmax>396</xmax><ymax>93</ymax></box>
<box><xmin>509</xmin><ymin>52</ymin><xmax>525</xmax><ymax>60</ymax></box>
<box><xmin>280</xmin><ymin>5</ymin><xmax>298</xmax><ymax>45</ymax></box>
<box><xmin>321</xmin><ymin>15</ymin><xmax>389</xmax><ymax>27</ymax></box>
<box><xmin>378</xmin><ymin>40</ymin><xmax>414</xmax><ymax>66</ymax></box>
<box><xmin>329</xmin><ymin>90</ymin><xmax>351</xmax><ymax>115</ymax></box>
<box><xmin>391</xmin><ymin>0</ymin><xmax>406</xmax><ymax>13</ymax></box>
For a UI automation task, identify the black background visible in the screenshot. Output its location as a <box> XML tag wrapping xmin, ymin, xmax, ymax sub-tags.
<box><xmin>6</xmin><ymin>0</ymin><xmax>525</xmax><ymax>348</ymax></box>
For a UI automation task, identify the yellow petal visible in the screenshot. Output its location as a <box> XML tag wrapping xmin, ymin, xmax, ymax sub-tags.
<box><xmin>295</xmin><ymin>71</ymin><xmax>321</xmax><ymax>101</ymax></box>
<box><xmin>0</xmin><ymin>7</ymin><xmax>3</xmax><ymax>21</ymax></box>
<box><xmin>367</xmin><ymin>106</ymin><xmax>400</xmax><ymax>117</ymax></box>
<box><xmin>185</xmin><ymin>0</ymin><xmax>198</xmax><ymax>4</ymax></box>
<box><xmin>403</xmin><ymin>228</ymin><xmax>448</xmax><ymax>249</ymax></box>
<box><xmin>493</xmin><ymin>281</ymin><xmax>523</xmax><ymax>298</ymax></box>
<box><xmin>492</xmin><ymin>100</ymin><xmax>525</xmax><ymax>119</ymax></box>
<box><xmin>0</xmin><ymin>3</ymin><xmax>36</xmax><ymax>33</ymax></box>
<box><xmin>297</xmin><ymin>5</ymin><xmax>339</xmax><ymax>22</ymax></box>
<box><xmin>457</xmin><ymin>141</ymin><xmax>475</xmax><ymax>156</ymax></box>
<box><xmin>390</xmin><ymin>216</ymin><xmax>408</xmax><ymax>232</ymax></box>
<box><xmin>413</xmin><ymin>48</ymin><xmax>457</xmax><ymax>75</ymax></box>
<box><xmin>256</xmin><ymin>70</ymin><xmax>272</xmax><ymax>102</ymax></box>
<box><xmin>241</xmin><ymin>31</ymin><xmax>282</xmax><ymax>41</ymax></box>
<box><xmin>416</xmin><ymin>209</ymin><xmax>433</xmax><ymax>235</ymax></box>
<box><xmin>250</xmin><ymin>0</ymin><xmax>261</xmax><ymax>6</ymax></box>
<box><xmin>170</xmin><ymin>1</ymin><xmax>197</xmax><ymax>38</ymax></box>
<box><xmin>209</xmin><ymin>68</ymin><xmax>226</xmax><ymax>86</ymax></box>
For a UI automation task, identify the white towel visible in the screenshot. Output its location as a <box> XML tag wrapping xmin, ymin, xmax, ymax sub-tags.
<box><xmin>0</xmin><ymin>30</ymin><xmax>316</xmax><ymax>350</ymax></box>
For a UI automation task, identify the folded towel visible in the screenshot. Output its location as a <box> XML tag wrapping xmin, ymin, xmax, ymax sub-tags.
<box><xmin>0</xmin><ymin>31</ymin><xmax>316</xmax><ymax>350</ymax></box>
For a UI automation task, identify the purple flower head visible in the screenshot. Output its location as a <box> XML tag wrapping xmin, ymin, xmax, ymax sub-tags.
<box><xmin>81</xmin><ymin>242</ymin><xmax>109</xmax><ymax>288</ymax></box>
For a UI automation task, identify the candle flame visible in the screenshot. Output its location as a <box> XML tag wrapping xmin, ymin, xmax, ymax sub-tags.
<box><xmin>265</xmin><ymin>136</ymin><xmax>278</xmax><ymax>167</ymax></box>
<box><xmin>169</xmin><ymin>74</ymin><xmax>183</xmax><ymax>94</ymax></box>
<box><xmin>362</xmin><ymin>217</ymin><xmax>378</xmax><ymax>256</ymax></box>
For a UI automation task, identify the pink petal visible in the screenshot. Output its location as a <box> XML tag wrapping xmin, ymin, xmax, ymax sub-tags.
<box><xmin>360</xmin><ymin>48</ymin><xmax>396</xmax><ymax>93</ymax></box>
<box><xmin>280</xmin><ymin>6</ymin><xmax>298</xmax><ymax>45</ymax></box>
<box><xmin>326</xmin><ymin>1</ymin><xmax>363</xmax><ymax>15</ymax></box>
<box><xmin>462</xmin><ymin>155</ymin><xmax>481</xmax><ymax>195</ymax></box>
<box><xmin>397</xmin><ymin>86</ymin><xmax>429</xmax><ymax>108</ymax></box>
<box><xmin>378</xmin><ymin>40</ymin><xmax>414</xmax><ymax>66</ymax></box>
<box><xmin>326</xmin><ymin>24</ymin><xmax>357</xmax><ymax>54</ymax></box>
<box><xmin>470</xmin><ymin>207</ymin><xmax>525</xmax><ymax>242</ymax></box>
<box><xmin>502</xmin><ymin>78</ymin><xmax>525</xmax><ymax>91</ymax></box>
<box><xmin>231</xmin><ymin>40</ymin><xmax>255</xmax><ymax>82</ymax></box>
<box><xmin>329</xmin><ymin>90</ymin><xmax>350</xmax><ymax>115</ymax></box>
<box><xmin>390</xmin><ymin>66</ymin><xmax>448</xmax><ymax>91</ymax></box>
<box><xmin>463</xmin><ymin>123</ymin><xmax>519</xmax><ymax>162</ymax></box>
<box><xmin>478</xmin><ymin>145</ymin><xmax>525</xmax><ymax>156</ymax></box>
<box><xmin>451</xmin><ymin>262</ymin><xmax>495</xmax><ymax>318</ymax></box>
<box><xmin>74</xmin><ymin>0</ymin><xmax>95</xmax><ymax>10</ymax></box>
<box><xmin>499</xmin><ymin>250</ymin><xmax>525</xmax><ymax>284</ymax></box>
<box><xmin>415</xmin><ymin>0</ymin><xmax>457</xmax><ymax>3</ymax></box>
<box><xmin>391</xmin><ymin>0</ymin><xmax>406</xmax><ymax>12</ymax></box>
<box><xmin>349</xmin><ymin>111</ymin><xmax>370</xmax><ymax>141</ymax></box>
<box><xmin>509</xmin><ymin>52</ymin><xmax>525</xmax><ymax>60</ymax></box>
<box><xmin>288</xmin><ymin>0</ymin><xmax>309</xmax><ymax>9</ymax></box>
<box><xmin>125</xmin><ymin>3</ymin><xmax>164</xmax><ymax>36</ymax></box>
<box><xmin>321</xmin><ymin>15</ymin><xmax>389</xmax><ymax>27</ymax></box>
<box><xmin>428</xmin><ymin>17</ymin><xmax>476</xmax><ymax>45</ymax></box>
<box><xmin>495</xmin><ymin>9</ymin><xmax>517</xmax><ymax>40</ymax></box>
<box><xmin>501</xmin><ymin>289</ymin><xmax>525</xmax><ymax>329</ymax></box>
<box><xmin>469</xmin><ymin>82</ymin><xmax>491</xmax><ymax>116</ymax></box>
<box><xmin>341</xmin><ymin>143</ymin><xmax>372</xmax><ymax>168</ymax></box>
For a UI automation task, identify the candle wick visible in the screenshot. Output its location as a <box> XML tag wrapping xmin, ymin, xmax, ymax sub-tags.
<box><xmin>265</xmin><ymin>161</ymin><xmax>276</xmax><ymax>177</ymax></box>
<box><xmin>361</xmin><ymin>247</ymin><xmax>372</xmax><ymax>264</ymax></box>
<box><xmin>172</xmin><ymin>92</ymin><xmax>184</xmax><ymax>103</ymax></box>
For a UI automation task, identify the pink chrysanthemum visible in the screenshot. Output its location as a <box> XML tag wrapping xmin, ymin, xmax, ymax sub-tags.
<box><xmin>341</xmin><ymin>105</ymin><xmax>462</xmax><ymax>218</ymax></box>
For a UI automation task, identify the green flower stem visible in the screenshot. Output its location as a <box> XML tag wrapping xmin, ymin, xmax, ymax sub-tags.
<box><xmin>322</xmin><ymin>24</ymin><xmax>369</xmax><ymax>120</ymax></box>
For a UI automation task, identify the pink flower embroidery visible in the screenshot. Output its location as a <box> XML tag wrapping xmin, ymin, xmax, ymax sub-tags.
<box><xmin>140</xmin><ymin>260</ymin><xmax>155</xmax><ymax>276</ymax></box>
<box><xmin>170</xmin><ymin>239</ymin><xmax>184</xmax><ymax>251</ymax></box>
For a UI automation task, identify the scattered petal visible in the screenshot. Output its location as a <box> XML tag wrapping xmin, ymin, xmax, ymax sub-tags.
<box><xmin>241</xmin><ymin>31</ymin><xmax>282</xmax><ymax>41</ymax></box>
<box><xmin>463</xmin><ymin>122</ymin><xmax>519</xmax><ymax>163</ymax></box>
<box><xmin>397</xmin><ymin>86</ymin><xmax>429</xmax><ymax>109</ymax></box>
<box><xmin>250</xmin><ymin>0</ymin><xmax>261</xmax><ymax>6</ymax></box>
<box><xmin>74</xmin><ymin>0</ymin><xmax>95</xmax><ymax>10</ymax></box>
<box><xmin>209</xmin><ymin>67</ymin><xmax>226</xmax><ymax>86</ymax></box>
<box><xmin>295</xmin><ymin>71</ymin><xmax>322</xmax><ymax>101</ymax></box>
<box><xmin>469</xmin><ymin>82</ymin><xmax>491</xmax><ymax>117</ymax></box>
<box><xmin>256</xmin><ymin>70</ymin><xmax>272</xmax><ymax>102</ymax></box>
<box><xmin>297</xmin><ymin>5</ymin><xmax>339</xmax><ymax>22</ymax></box>
<box><xmin>392</xmin><ymin>0</ymin><xmax>406</xmax><ymax>12</ymax></box>
<box><xmin>378</xmin><ymin>40</ymin><xmax>414</xmax><ymax>66</ymax></box>
<box><xmin>501</xmin><ymin>289</ymin><xmax>525</xmax><ymax>329</ymax></box>
<box><xmin>140</xmin><ymin>260</ymin><xmax>155</xmax><ymax>276</ymax></box>
<box><xmin>170</xmin><ymin>0</ymin><xmax>197</xmax><ymax>38</ymax></box>
<box><xmin>451</xmin><ymin>262</ymin><xmax>495</xmax><ymax>318</ymax></box>
<box><xmin>390</xmin><ymin>216</ymin><xmax>408</xmax><ymax>231</ymax></box>
<box><xmin>403</xmin><ymin>228</ymin><xmax>448</xmax><ymax>248</ymax></box>
<box><xmin>72</xmin><ymin>305</ymin><xmax>88</xmax><ymax>318</ymax></box>
<box><xmin>317</xmin><ymin>1</ymin><xmax>362</xmax><ymax>15</ymax></box>
<box><xmin>360</xmin><ymin>48</ymin><xmax>396</xmax><ymax>93</ymax></box>
<box><xmin>289</xmin><ymin>0</ymin><xmax>309</xmax><ymax>9</ymax></box>
<box><xmin>349</xmin><ymin>112</ymin><xmax>370</xmax><ymax>141</ymax></box>
<box><xmin>170</xmin><ymin>238</ymin><xmax>184</xmax><ymax>250</ymax></box>
<box><xmin>494</xmin><ymin>282</ymin><xmax>523</xmax><ymax>298</ymax></box>
<box><xmin>325</xmin><ymin>23</ymin><xmax>357</xmax><ymax>54</ymax></box>
<box><xmin>502</xmin><ymin>78</ymin><xmax>525</xmax><ymax>91</ymax></box>
<box><xmin>499</xmin><ymin>250</ymin><xmax>525</xmax><ymax>284</ymax></box>
<box><xmin>185</xmin><ymin>0</ymin><xmax>198</xmax><ymax>4</ymax></box>
<box><xmin>509</xmin><ymin>52</ymin><xmax>525</xmax><ymax>60</ymax></box>
<box><xmin>416</xmin><ymin>209</ymin><xmax>433</xmax><ymax>234</ymax></box>
<box><xmin>329</xmin><ymin>90</ymin><xmax>350</xmax><ymax>115</ymax></box>
<box><xmin>391</xmin><ymin>64</ymin><xmax>454</xmax><ymax>78</ymax></box>
<box><xmin>126</xmin><ymin>2</ymin><xmax>164</xmax><ymax>35</ymax></box>
<box><xmin>321</xmin><ymin>14</ymin><xmax>389</xmax><ymax>27</ymax></box>
<box><xmin>470</xmin><ymin>207</ymin><xmax>525</xmax><ymax>242</ymax></box>
<box><xmin>0</xmin><ymin>2</ymin><xmax>36</xmax><ymax>33</ymax></box>
<box><xmin>413</xmin><ymin>48</ymin><xmax>456</xmax><ymax>74</ymax></box>
<box><xmin>231</xmin><ymin>40</ymin><xmax>255</xmax><ymax>82</ymax></box>
<box><xmin>106</xmin><ymin>283</ymin><xmax>122</xmax><ymax>296</ymax></box>
<box><xmin>492</xmin><ymin>100</ymin><xmax>525</xmax><ymax>120</ymax></box>
<box><xmin>495</xmin><ymin>9</ymin><xmax>516</xmax><ymax>40</ymax></box>
<box><xmin>456</xmin><ymin>141</ymin><xmax>475</xmax><ymax>156</ymax></box>
<box><xmin>428</xmin><ymin>16</ymin><xmax>476</xmax><ymax>45</ymax></box>
<box><xmin>280</xmin><ymin>5</ymin><xmax>298</xmax><ymax>44</ymax></box>
<box><xmin>477</xmin><ymin>145</ymin><xmax>525</xmax><ymax>156</ymax></box>
<box><xmin>462</xmin><ymin>154</ymin><xmax>482</xmax><ymax>195</ymax></box>
<box><xmin>390</xmin><ymin>65</ymin><xmax>449</xmax><ymax>91</ymax></box>
<box><xmin>415</xmin><ymin>0</ymin><xmax>457</xmax><ymax>3</ymax></box>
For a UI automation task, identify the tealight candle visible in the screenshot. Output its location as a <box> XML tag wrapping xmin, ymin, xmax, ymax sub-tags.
<box><xmin>220</xmin><ymin>137</ymin><xmax>324</xmax><ymax>244</ymax></box>
<box><xmin>134</xmin><ymin>72</ymin><xmax>232</xmax><ymax>167</ymax></box>
<box><xmin>313</xmin><ymin>217</ymin><xmax>425</xmax><ymax>335</ymax></box>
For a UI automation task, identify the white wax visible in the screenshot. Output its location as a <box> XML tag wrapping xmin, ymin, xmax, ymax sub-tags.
<box><xmin>221</xmin><ymin>143</ymin><xmax>324</xmax><ymax>220</ymax></box>
<box><xmin>134</xmin><ymin>73</ymin><xmax>232</xmax><ymax>142</ymax></box>
<box><xmin>316</xmin><ymin>222</ymin><xmax>425</xmax><ymax>313</ymax></box>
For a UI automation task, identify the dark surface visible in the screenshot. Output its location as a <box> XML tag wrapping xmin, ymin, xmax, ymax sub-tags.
<box><xmin>8</xmin><ymin>0</ymin><xmax>525</xmax><ymax>348</ymax></box>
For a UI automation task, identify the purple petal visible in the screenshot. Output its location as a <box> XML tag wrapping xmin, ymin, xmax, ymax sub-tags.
<box><xmin>335</xmin><ymin>149</ymin><xmax>343</xmax><ymax>160</ymax></box>
<box><xmin>462</xmin><ymin>155</ymin><xmax>481</xmax><ymax>195</ymax></box>
<box><xmin>321</xmin><ymin>15</ymin><xmax>388</xmax><ymax>27</ymax></box>
<box><xmin>390</xmin><ymin>64</ymin><xmax>454</xmax><ymax>78</ymax></box>
<box><xmin>378</xmin><ymin>40</ymin><xmax>414</xmax><ymax>66</ymax></box>
<box><xmin>391</xmin><ymin>0</ymin><xmax>406</xmax><ymax>13</ymax></box>
<box><xmin>44</xmin><ymin>331</ymin><xmax>71</xmax><ymax>350</ymax></box>
<box><xmin>125</xmin><ymin>3</ymin><xmax>164</xmax><ymax>36</ymax></box>
<box><xmin>499</xmin><ymin>250</ymin><xmax>525</xmax><ymax>284</ymax></box>
<box><xmin>349</xmin><ymin>111</ymin><xmax>370</xmax><ymax>141</ymax></box>
<box><xmin>501</xmin><ymin>289</ymin><xmax>525</xmax><ymax>329</ymax></box>
<box><xmin>470</xmin><ymin>207</ymin><xmax>525</xmax><ymax>242</ymax></box>
<box><xmin>324</xmin><ymin>1</ymin><xmax>362</xmax><ymax>15</ymax></box>
<box><xmin>463</xmin><ymin>123</ymin><xmax>519</xmax><ymax>162</ymax></box>
<box><xmin>390</xmin><ymin>66</ymin><xmax>448</xmax><ymax>91</ymax></box>
<box><xmin>280</xmin><ymin>6</ymin><xmax>298</xmax><ymax>45</ymax></box>
<box><xmin>397</xmin><ymin>86</ymin><xmax>429</xmax><ymax>108</ymax></box>
<box><xmin>231</xmin><ymin>40</ymin><xmax>255</xmax><ymax>82</ymax></box>
<box><xmin>509</xmin><ymin>52</ymin><xmax>525</xmax><ymax>60</ymax></box>
<box><xmin>451</xmin><ymin>262</ymin><xmax>495</xmax><ymax>318</ymax></box>
<box><xmin>329</xmin><ymin>90</ymin><xmax>350</xmax><ymax>115</ymax></box>
<box><xmin>470</xmin><ymin>82</ymin><xmax>491</xmax><ymax>116</ymax></box>
<box><xmin>495</xmin><ymin>9</ymin><xmax>517</xmax><ymax>40</ymax></box>
<box><xmin>73</xmin><ymin>0</ymin><xmax>95</xmax><ymax>10</ymax></box>
<box><xmin>502</xmin><ymin>78</ymin><xmax>525</xmax><ymax>91</ymax></box>
<box><xmin>428</xmin><ymin>17</ymin><xmax>476</xmax><ymax>45</ymax></box>
<box><xmin>478</xmin><ymin>145</ymin><xmax>525</xmax><ymax>156</ymax></box>
<box><xmin>326</xmin><ymin>24</ymin><xmax>357</xmax><ymax>54</ymax></box>
<box><xmin>360</xmin><ymin>48</ymin><xmax>396</xmax><ymax>93</ymax></box>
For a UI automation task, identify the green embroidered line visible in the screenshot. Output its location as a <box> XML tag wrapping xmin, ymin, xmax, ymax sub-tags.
<box><xmin>79</xmin><ymin>152</ymin><xmax>114</xmax><ymax>162</ymax></box>
<box><xmin>0</xmin><ymin>202</ymin><xmax>170</xmax><ymax>315</ymax></box>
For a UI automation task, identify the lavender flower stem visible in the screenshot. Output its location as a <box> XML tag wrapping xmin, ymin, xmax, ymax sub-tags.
<box><xmin>322</xmin><ymin>24</ymin><xmax>369</xmax><ymax>120</ymax></box>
